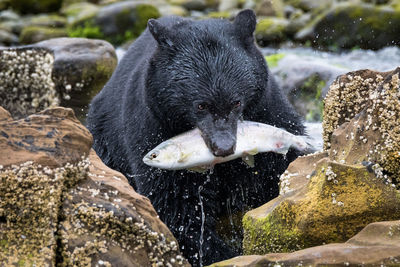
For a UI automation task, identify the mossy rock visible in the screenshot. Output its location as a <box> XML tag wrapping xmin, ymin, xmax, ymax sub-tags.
<box><xmin>295</xmin><ymin>3</ymin><xmax>400</xmax><ymax>50</ymax></box>
<box><xmin>19</xmin><ymin>26</ymin><xmax>68</xmax><ymax>44</ymax></box>
<box><xmin>255</xmin><ymin>17</ymin><xmax>289</xmax><ymax>46</ymax></box>
<box><xmin>243</xmin><ymin>158</ymin><xmax>400</xmax><ymax>254</ymax></box>
<box><xmin>9</xmin><ymin>0</ymin><xmax>62</xmax><ymax>14</ymax></box>
<box><xmin>68</xmin><ymin>2</ymin><xmax>160</xmax><ymax>45</ymax></box>
<box><xmin>28</xmin><ymin>14</ymin><xmax>67</xmax><ymax>28</ymax></box>
<box><xmin>61</xmin><ymin>2</ymin><xmax>100</xmax><ymax>24</ymax></box>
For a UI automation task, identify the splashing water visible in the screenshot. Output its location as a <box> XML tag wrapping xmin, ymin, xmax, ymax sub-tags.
<box><xmin>198</xmin><ymin>175</ymin><xmax>211</xmax><ymax>267</ymax></box>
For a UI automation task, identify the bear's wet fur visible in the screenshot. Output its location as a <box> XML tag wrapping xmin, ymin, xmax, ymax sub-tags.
<box><xmin>87</xmin><ymin>10</ymin><xmax>304</xmax><ymax>266</ymax></box>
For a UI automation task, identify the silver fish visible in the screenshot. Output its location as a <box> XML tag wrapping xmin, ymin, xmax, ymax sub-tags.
<box><xmin>143</xmin><ymin>121</ymin><xmax>311</xmax><ymax>171</ymax></box>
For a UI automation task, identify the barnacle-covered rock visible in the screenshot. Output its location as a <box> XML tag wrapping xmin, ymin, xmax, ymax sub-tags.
<box><xmin>0</xmin><ymin>38</ymin><xmax>117</xmax><ymax>121</ymax></box>
<box><xmin>32</xmin><ymin>37</ymin><xmax>117</xmax><ymax>121</ymax></box>
<box><xmin>241</xmin><ymin>68</ymin><xmax>400</xmax><ymax>257</ymax></box>
<box><xmin>0</xmin><ymin>107</ymin><xmax>189</xmax><ymax>266</ymax></box>
<box><xmin>323</xmin><ymin>68</ymin><xmax>400</xmax><ymax>186</ymax></box>
<box><xmin>0</xmin><ymin>47</ymin><xmax>58</xmax><ymax>119</ymax></box>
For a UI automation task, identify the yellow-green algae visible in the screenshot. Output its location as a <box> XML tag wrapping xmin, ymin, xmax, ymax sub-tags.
<box><xmin>243</xmin><ymin>160</ymin><xmax>400</xmax><ymax>255</ymax></box>
<box><xmin>0</xmin><ymin>159</ymin><xmax>88</xmax><ymax>266</ymax></box>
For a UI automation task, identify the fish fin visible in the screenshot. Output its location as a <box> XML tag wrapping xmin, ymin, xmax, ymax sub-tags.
<box><xmin>242</xmin><ymin>155</ymin><xmax>255</xmax><ymax>168</ymax></box>
<box><xmin>246</xmin><ymin>148</ymin><xmax>258</xmax><ymax>155</ymax></box>
<box><xmin>188</xmin><ymin>166</ymin><xmax>208</xmax><ymax>173</ymax></box>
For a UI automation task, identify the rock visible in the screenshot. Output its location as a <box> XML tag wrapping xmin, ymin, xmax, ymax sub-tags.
<box><xmin>28</xmin><ymin>14</ymin><xmax>67</xmax><ymax>28</ymax></box>
<box><xmin>68</xmin><ymin>1</ymin><xmax>160</xmax><ymax>45</ymax></box>
<box><xmin>168</xmin><ymin>0</ymin><xmax>207</xmax><ymax>11</ymax></box>
<box><xmin>218</xmin><ymin>0</ymin><xmax>239</xmax><ymax>12</ymax></box>
<box><xmin>32</xmin><ymin>37</ymin><xmax>117</xmax><ymax>121</ymax></box>
<box><xmin>0</xmin><ymin>107</ymin><xmax>92</xmax><ymax>167</ymax></box>
<box><xmin>254</xmin><ymin>0</ymin><xmax>284</xmax><ymax>17</ymax></box>
<box><xmin>0</xmin><ymin>47</ymin><xmax>59</xmax><ymax>119</ymax></box>
<box><xmin>295</xmin><ymin>3</ymin><xmax>400</xmax><ymax>50</ymax></box>
<box><xmin>0</xmin><ymin>28</ymin><xmax>18</xmax><ymax>45</ymax></box>
<box><xmin>210</xmin><ymin>221</ymin><xmax>400</xmax><ymax>266</ymax></box>
<box><xmin>255</xmin><ymin>17</ymin><xmax>289</xmax><ymax>46</ymax></box>
<box><xmin>270</xmin><ymin>53</ymin><xmax>347</xmax><ymax>121</ymax></box>
<box><xmin>19</xmin><ymin>26</ymin><xmax>68</xmax><ymax>44</ymax></box>
<box><xmin>61</xmin><ymin>2</ymin><xmax>100</xmax><ymax>25</ymax></box>
<box><xmin>9</xmin><ymin>0</ymin><xmax>63</xmax><ymax>14</ymax></box>
<box><xmin>0</xmin><ymin>10</ymin><xmax>20</xmax><ymax>22</ymax></box>
<box><xmin>0</xmin><ymin>106</ymin><xmax>189</xmax><ymax>266</ymax></box>
<box><xmin>323</xmin><ymin>68</ymin><xmax>400</xmax><ymax>184</ymax></box>
<box><xmin>242</xmin><ymin>68</ymin><xmax>400</xmax><ymax>255</ymax></box>
<box><xmin>158</xmin><ymin>4</ymin><xmax>189</xmax><ymax>17</ymax></box>
<box><xmin>285</xmin><ymin>0</ymin><xmax>333</xmax><ymax>13</ymax></box>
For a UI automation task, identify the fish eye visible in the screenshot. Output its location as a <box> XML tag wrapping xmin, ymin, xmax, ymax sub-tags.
<box><xmin>150</xmin><ymin>152</ymin><xmax>158</xmax><ymax>159</ymax></box>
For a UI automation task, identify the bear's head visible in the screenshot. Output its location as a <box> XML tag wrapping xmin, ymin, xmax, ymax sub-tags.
<box><xmin>146</xmin><ymin>10</ymin><xmax>267</xmax><ymax>157</ymax></box>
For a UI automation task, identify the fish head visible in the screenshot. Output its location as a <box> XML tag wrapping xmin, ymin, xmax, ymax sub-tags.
<box><xmin>142</xmin><ymin>141</ymin><xmax>183</xmax><ymax>169</ymax></box>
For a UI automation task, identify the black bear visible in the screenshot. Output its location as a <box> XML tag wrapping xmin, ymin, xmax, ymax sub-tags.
<box><xmin>87</xmin><ymin>10</ymin><xmax>304</xmax><ymax>266</ymax></box>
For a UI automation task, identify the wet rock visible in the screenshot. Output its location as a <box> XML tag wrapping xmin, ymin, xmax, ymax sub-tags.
<box><xmin>0</xmin><ymin>28</ymin><xmax>19</xmax><ymax>45</ymax></box>
<box><xmin>0</xmin><ymin>47</ymin><xmax>58</xmax><ymax>119</ymax></box>
<box><xmin>218</xmin><ymin>0</ymin><xmax>239</xmax><ymax>12</ymax></box>
<box><xmin>285</xmin><ymin>0</ymin><xmax>333</xmax><ymax>13</ymax></box>
<box><xmin>19</xmin><ymin>26</ymin><xmax>68</xmax><ymax>44</ymax></box>
<box><xmin>242</xmin><ymin>68</ymin><xmax>400</xmax><ymax>255</ymax></box>
<box><xmin>0</xmin><ymin>106</ymin><xmax>189</xmax><ymax>266</ymax></box>
<box><xmin>32</xmin><ymin>37</ymin><xmax>117</xmax><ymax>121</ymax></box>
<box><xmin>210</xmin><ymin>221</ymin><xmax>400</xmax><ymax>266</ymax></box>
<box><xmin>0</xmin><ymin>107</ymin><xmax>92</xmax><ymax>167</ymax></box>
<box><xmin>68</xmin><ymin>1</ymin><xmax>160</xmax><ymax>45</ymax></box>
<box><xmin>159</xmin><ymin>4</ymin><xmax>189</xmax><ymax>17</ymax></box>
<box><xmin>254</xmin><ymin>0</ymin><xmax>284</xmax><ymax>17</ymax></box>
<box><xmin>296</xmin><ymin>3</ymin><xmax>400</xmax><ymax>50</ymax></box>
<box><xmin>255</xmin><ymin>17</ymin><xmax>289</xmax><ymax>46</ymax></box>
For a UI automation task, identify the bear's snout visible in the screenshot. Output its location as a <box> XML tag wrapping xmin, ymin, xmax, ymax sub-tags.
<box><xmin>209</xmin><ymin>132</ymin><xmax>236</xmax><ymax>157</ymax></box>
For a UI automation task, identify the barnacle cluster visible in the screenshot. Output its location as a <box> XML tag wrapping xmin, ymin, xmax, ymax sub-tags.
<box><xmin>0</xmin><ymin>48</ymin><xmax>59</xmax><ymax>119</ymax></box>
<box><xmin>323</xmin><ymin>69</ymin><xmax>400</xmax><ymax>188</ymax></box>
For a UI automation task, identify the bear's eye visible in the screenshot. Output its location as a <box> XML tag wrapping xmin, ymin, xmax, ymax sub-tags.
<box><xmin>233</xmin><ymin>100</ymin><xmax>241</xmax><ymax>108</ymax></box>
<box><xmin>198</xmin><ymin>103</ymin><xmax>207</xmax><ymax>111</ymax></box>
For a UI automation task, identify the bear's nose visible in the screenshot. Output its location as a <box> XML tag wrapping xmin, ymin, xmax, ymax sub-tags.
<box><xmin>210</xmin><ymin>138</ymin><xmax>236</xmax><ymax>157</ymax></box>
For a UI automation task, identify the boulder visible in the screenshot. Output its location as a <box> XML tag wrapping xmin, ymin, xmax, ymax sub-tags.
<box><xmin>0</xmin><ymin>47</ymin><xmax>58</xmax><ymax>119</ymax></box>
<box><xmin>9</xmin><ymin>0</ymin><xmax>63</xmax><ymax>14</ymax></box>
<box><xmin>0</xmin><ymin>106</ymin><xmax>189</xmax><ymax>266</ymax></box>
<box><xmin>210</xmin><ymin>221</ymin><xmax>400</xmax><ymax>266</ymax></box>
<box><xmin>19</xmin><ymin>26</ymin><xmax>68</xmax><ymax>44</ymax></box>
<box><xmin>68</xmin><ymin>1</ymin><xmax>160</xmax><ymax>45</ymax></box>
<box><xmin>255</xmin><ymin>17</ymin><xmax>289</xmax><ymax>46</ymax></box>
<box><xmin>241</xmin><ymin>68</ymin><xmax>400</xmax><ymax>255</ymax></box>
<box><xmin>323</xmin><ymin>68</ymin><xmax>400</xmax><ymax>184</ymax></box>
<box><xmin>0</xmin><ymin>39</ymin><xmax>117</xmax><ymax>121</ymax></box>
<box><xmin>32</xmin><ymin>38</ymin><xmax>117</xmax><ymax>121</ymax></box>
<box><xmin>295</xmin><ymin>3</ymin><xmax>400</xmax><ymax>50</ymax></box>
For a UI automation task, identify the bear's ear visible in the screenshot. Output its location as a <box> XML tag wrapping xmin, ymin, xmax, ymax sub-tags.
<box><xmin>148</xmin><ymin>19</ymin><xmax>174</xmax><ymax>47</ymax></box>
<box><xmin>233</xmin><ymin>9</ymin><xmax>256</xmax><ymax>46</ymax></box>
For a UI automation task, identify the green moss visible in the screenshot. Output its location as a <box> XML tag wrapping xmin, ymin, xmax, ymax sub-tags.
<box><xmin>243</xmin><ymin>200</ymin><xmax>305</xmax><ymax>254</ymax></box>
<box><xmin>19</xmin><ymin>26</ymin><xmax>68</xmax><ymax>44</ymax></box>
<box><xmin>264</xmin><ymin>53</ymin><xmax>285</xmax><ymax>68</ymax></box>
<box><xmin>207</xmin><ymin>11</ymin><xmax>231</xmax><ymax>19</ymax></box>
<box><xmin>67</xmin><ymin>21</ymin><xmax>104</xmax><ymax>39</ymax></box>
